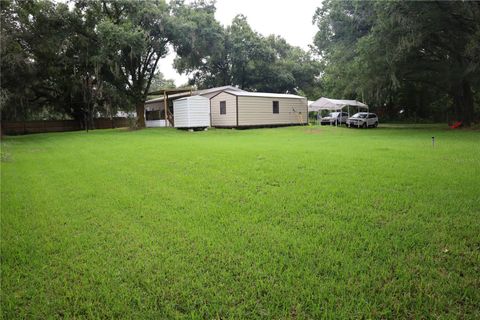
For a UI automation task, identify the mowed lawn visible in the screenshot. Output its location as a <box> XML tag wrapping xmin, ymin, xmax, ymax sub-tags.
<box><xmin>1</xmin><ymin>125</ymin><xmax>479</xmax><ymax>319</ymax></box>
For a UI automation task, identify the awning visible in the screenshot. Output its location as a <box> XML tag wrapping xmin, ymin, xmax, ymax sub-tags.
<box><xmin>309</xmin><ymin>97</ymin><xmax>368</xmax><ymax>112</ymax></box>
<box><xmin>148</xmin><ymin>87</ymin><xmax>194</xmax><ymax>96</ymax></box>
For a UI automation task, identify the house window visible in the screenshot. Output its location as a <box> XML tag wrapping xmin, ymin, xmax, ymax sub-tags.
<box><xmin>145</xmin><ymin>110</ymin><xmax>161</xmax><ymax>120</ymax></box>
<box><xmin>273</xmin><ymin>101</ymin><xmax>279</xmax><ymax>114</ymax></box>
<box><xmin>220</xmin><ymin>101</ymin><xmax>226</xmax><ymax>115</ymax></box>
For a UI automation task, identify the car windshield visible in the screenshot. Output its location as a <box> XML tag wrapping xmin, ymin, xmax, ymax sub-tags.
<box><xmin>352</xmin><ymin>113</ymin><xmax>367</xmax><ymax>118</ymax></box>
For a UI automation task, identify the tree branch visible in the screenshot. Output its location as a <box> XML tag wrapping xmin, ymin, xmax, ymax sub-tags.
<box><xmin>143</xmin><ymin>55</ymin><xmax>162</xmax><ymax>99</ymax></box>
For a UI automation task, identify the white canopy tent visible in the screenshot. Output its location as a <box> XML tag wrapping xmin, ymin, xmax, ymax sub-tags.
<box><xmin>309</xmin><ymin>97</ymin><xmax>368</xmax><ymax>111</ymax></box>
<box><xmin>309</xmin><ymin>97</ymin><xmax>369</xmax><ymax>126</ymax></box>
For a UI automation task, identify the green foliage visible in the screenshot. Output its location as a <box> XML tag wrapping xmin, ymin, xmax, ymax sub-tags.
<box><xmin>176</xmin><ymin>15</ymin><xmax>321</xmax><ymax>97</ymax></box>
<box><xmin>91</xmin><ymin>1</ymin><xmax>172</xmax><ymax>127</ymax></box>
<box><xmin>170</xmin><ymin>0</ymin><xmax>224</xmax><ymax>76</ymax></box>
<box><xmin>1</xmin><ymin>0</ymin><xmax>77</xmax><ymax>120</ymax></box>
<box><xmin>0</xmin><ymin>0</ymin><xmax>134</xmax><ymax>124</ymax></box>
<box><xmin>313</xmin><ymin>0</ymin><xmax>480</xmax><ymax>124</ymax></box>
<box><xmin>2</xmin><ymin>126</ymin><xmax>479</xmax><ymax>318</ymax></box>
<box><xmin>1</xmin><ymin>0</ymin><xmax>322</xmax><ymax>122</ymax></box>
<box><xmin>149</xmin><ymin>72</ymin><xmax>176</xmax><ymax>92</ymax></box>
<box><xmin>0</xmin><ymin>0</ymin><xmax>230</xmax><ymax>126</ymax></box>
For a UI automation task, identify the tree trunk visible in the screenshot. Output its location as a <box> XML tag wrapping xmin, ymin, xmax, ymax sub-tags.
<box><xmin>88</xmin><ymin>107</ymin><xmax>95</xmax><ymax>130</ymax></box>
<box><xmin>84</xmin><ymin>111</ymin><xmax>88</xmax><ymax>132</ymax></box>
<box><xmin>136</xmin><ymin>102</ymin><xmax>146</xmax><ymax>128</ymax></box>
<box><xmin>462</xmin><ymin>80</ymin><xmax>474</xmax><ymax>126</ymax></box>
<box><xmin>71</xmin><ymin>111</ymin><xmax>85</xmax><ymax>130</ymax></box>
<box><xmin>452</xmin><ymin>80</ymin><xmax>474</xmax><ymax>126</ymax></box>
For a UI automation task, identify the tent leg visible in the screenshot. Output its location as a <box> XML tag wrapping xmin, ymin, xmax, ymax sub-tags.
<box><xmin>358</xmin><ymin>107</ymin><xmax>360</xmax><ymax>128</ymax></box>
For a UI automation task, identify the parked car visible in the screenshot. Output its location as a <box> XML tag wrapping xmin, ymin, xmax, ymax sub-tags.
<box><xmin>346</xmin><ymin>112</ymin><xmax>379</xmax><ymax>128</ymax></box>
<box><xmin>320</xmin><ymin>112</ymin><xmax>349</xmax><ymax>125</ymax></box>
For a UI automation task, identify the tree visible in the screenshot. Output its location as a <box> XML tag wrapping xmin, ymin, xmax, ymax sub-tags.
<box><xmin>1</xmin><ymin>0</ymin><xmax>78</xmax><ymax>120</ymax></box>
<box><xmin>93</xmin><ymin>0</ymin><xmax>221</xmax><ymax>127</ymax></box>
<box><xmin>1</xmin><ymin>0</ymin><xmax>230</xmax><ymax>126</ymax></box>
<box><xmin>383</xmin><ymin>1</ymin><xmax>480</xmax><ymax>125</ymax></box>
<box><xmin>93</xmin><ymin>0</ymin><xmax>172</xmax><ymax>128</ymax></box>
<box><xmin>170</xmin><ymin>0</ymin><xmax>225</xmax><ymax>82</ymax></box>
<box><xmin>1</xmin><ymin>0</ymin><xmax>108</xmax><ymax>127</ymax></box>
<box><xmin>2</xmin><ymin>0</ymin><xmax>326</xmax><ymax>125</ymax></box>
<box><xmin>313</xmin><ymin>0</ymin><xmax>480</xmax><ymax>124</ymax></box>
<box><xmin>175</xmin><ymin>15</ymin><xmax>321</xmax><ymax>97</ymax></box>
<box><xmin>149</xmin><ymin>72</ymin><xmax>176</xmax><ymax>92</ymax></box>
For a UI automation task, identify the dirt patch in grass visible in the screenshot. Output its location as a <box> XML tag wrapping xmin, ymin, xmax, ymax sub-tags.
<box><xmin>1</xmin><ymin>151</ymin><xmax>12</xmax><ymax>162</ymax></box>
<box><xmin>1</xmin><ymin>143</ymin><xmax>12</xmax><ymax>162</ymax></box>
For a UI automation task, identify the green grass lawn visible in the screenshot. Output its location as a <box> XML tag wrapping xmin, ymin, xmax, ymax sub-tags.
<box><xmin>1</xmin><ymin>125</ymin><xmax>479</xmax><ymax>319</ymax></box>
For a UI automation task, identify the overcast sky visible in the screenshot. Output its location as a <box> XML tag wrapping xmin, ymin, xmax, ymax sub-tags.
<box><xmin>160</xmin><ymin>0</ymin><xmax>321</xmax><ymax>85</ymax></box>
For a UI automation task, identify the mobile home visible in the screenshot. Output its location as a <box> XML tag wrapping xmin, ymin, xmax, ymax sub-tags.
<box><xmin>210</xmin><ymin>90</ymin><xmax>308</xmax><ymax>127</ymax></box>
<box><xmin>144</xmin><ymin>86</ymin><xmax>244</xmax><ymax>127</ymax></box>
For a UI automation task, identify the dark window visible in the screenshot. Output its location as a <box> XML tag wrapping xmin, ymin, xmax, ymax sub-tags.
<box><xmin>368</xmin><ymin>114</ymin><xmax>376</xmax><ymax>118</ymax></box>
<box><xmin>273</xmin><ymin>101</ymin><xmax>279</xmax><ymax>114</ymax></box>
<box><xmin>220</xmin><ymin>101</ymin><xmax>226</xmax><ymax>115</ymax></box>
<box><xmin>146</xmin><ymin>110</ymin><xmax>161</xmax><ymax>121</ymax></box>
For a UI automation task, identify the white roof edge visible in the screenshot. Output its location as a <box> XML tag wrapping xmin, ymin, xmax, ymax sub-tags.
<box><xmin>197</xmin><ymin>85</ymin><xmax>245</xmax><ymax>95</ymax></box>
<box><xmin>175</xmin><ymin>95</ymin><xmax>209</xmax><ymax>101</ymax></box>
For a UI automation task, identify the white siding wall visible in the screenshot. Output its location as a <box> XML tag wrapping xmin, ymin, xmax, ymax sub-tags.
<box><xmin>185</xmin><ymin>97</ymin><xmax>210</xmax><ymax>127</ymax></box>
<box><xmin>146</xmin><ymin>120</ymin><xmax>167</xmax><ymax>127</ymax></box>
<box><xmin>210</xmin><ymin>92</ymin><xmax>237</xmax><ymax>127</ymax></box>
<box><xmin>237</xmin><ymin>96</ymin><xmax>308</xmax><ymax>126</ymax></box>
<box><xmin>174</xmin><ymin>96</ymin><xmax>210</xmax><ymax>128</ymax></box>
<box><xmin>173</xmin><ymin>99</ymin><xmax>189</xmax><ymax>128</ymax></box>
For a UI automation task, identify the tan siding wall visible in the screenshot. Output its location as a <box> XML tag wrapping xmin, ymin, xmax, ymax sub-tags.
<box><xmin>210</xmin><ymin>92</ymin><xmax>237</xmax><ymax>127</ymax></box>
<box><xmin>238</xmin><ymin>97</ymin><xmax>308</xmax><ymax>126</ymax></box>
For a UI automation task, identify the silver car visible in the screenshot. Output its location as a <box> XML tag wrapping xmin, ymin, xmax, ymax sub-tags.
<box><xmin>320</xmin><ymin>112</ymin><xmax>349</xmax><ymax>125</ymax></box>
<box><xmin>346</xmin><ymin>112</ymin><xmax>379</xmax><ymax>128</ymax></box>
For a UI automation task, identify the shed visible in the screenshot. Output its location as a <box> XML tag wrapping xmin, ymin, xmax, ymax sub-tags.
<box><xmin>173</xmin><ymin>96</ymin><xmax>210</xmax><ymax>129</ymax></box>
<box><xmin>210</xmin><ymin>90</ymin><xmax>308</xmax><ymax>127</ymax></box>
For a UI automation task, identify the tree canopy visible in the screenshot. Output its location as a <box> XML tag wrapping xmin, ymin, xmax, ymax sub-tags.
<box><xmin>313</xmin><ymin>0</ymin><xmax>480</xmax><ymax>124</ymax></box>
<box><xmin>176</xmin><ymin>14</ymin><xmax>321</xmax><ymax>96</ymax></box>
<box><xmin>1</xmin><ymin>0</ymin><xmax>319</xmax><ymax>126</ymax></box>
<box><xmin>1</xmin><ymin>0</ymin><xmax>224</xmax><ymax>127</ymax></box>
<box><xmin>1</xmin><ymin>0</ymin><xmax>478</xmax><ymax>126</ymax></box>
